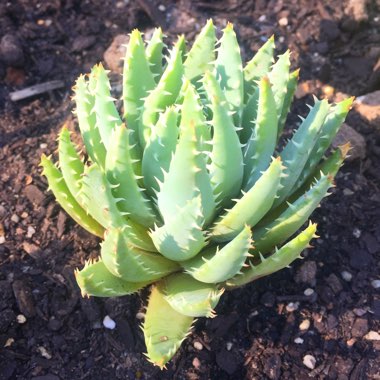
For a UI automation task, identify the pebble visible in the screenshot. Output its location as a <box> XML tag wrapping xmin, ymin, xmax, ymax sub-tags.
<box><xmin>364</xmin><ymin>331</ymin><xmax>380</xmax><ymax>341</ymax></box>
<box><xmin>343</xmin><ymin>188</ymin><xmax>354</xmax><ymax>196</ymax></box>
<box><xmin>103</xmin><ymin>34</ymin><xmax>129</xmax><ymax>73</ymax></box>
<box><xmin>0</xmin><ymin>34</ymin><xmax>24</xmax><ymax>67</ymax></box>
<box><xmin>0</xmin><ymin>236</ymin><xmax>5</xmax><ymax>244</ymax></box>
<box><xmin>278</xmin><ymin>17</ymin><xmax>288</xmax><ymax>26</ymax></box>
<box><xmin>103</xmin><ymin>315</ymin><xmax>116</xmax><ymax>330</ymax></box>
<box><xmin>16</xmin><ymin>314</ymin><xmax>27</xmax><ymax>324</ymax></box>
<box><xmin>37</xmin><ymin>346</ymin><xmax>52</xmax><ymax>359</ymax></box>
<box><xmin>27</xmin><ymin>226</ymin><xmax>36</xmax><ymax>238</ymax></box>
<box><xmin>192</xmin><ymin>357</ymin><xmax>201</xmax><ymax>369</ymax></box>
<box><xmin>11</xmin><ymin>214</ymin><xmax>20</xmax><ymax>223</ymax></box>
<box><xmin>226</xmin><ymin>342</ymin><xmax>233</xmax><ymax>351</ymax></box>
<box><xmin>353</xmin><ymin>308</ymin><xmax>367</xmax><ymax>317</ymax></box>
<box><xmin>158</xmin><ymin>4</ymin><xmax>166</xmax><ymax>11</ymax></box>
<box><xmin>304</xmin><ymin>288</ymin><xmax>314</xmax><ymax>296</ymax></box>
<box><xmin>299</xmin><ymin>319</ymin><xmax>311</xmax><ymax>331</ymax></box>
<box><xmin>353</xmin><ymin>228</ymin><xmax>361</xmax><ymax>238</ymax></box>
<box><xmin>303</xmin><ymin>354</ymin><xmax>316</xmax><ymax>370</ymax></box>
<box><xmin>354</xmin><ymin>90</ymin><xmax>380</xmax><ymax>129</ymax></box>
<box><xmin>193</xmin><ymin>341</ymin><xmax>203</xmax><ymax>351</ymax></box>
<box><xmin>0</xmin><ymin>205</ymin><xmax>6</xmax><ymax>217</ymax></box>
<box><xmin>136</xmin><ymin>312</ymin><xmax>145</xmax><ymax>320</ymax></box>
<box><xmin>294</xmin><ymin>337</ymin><xmax>304</xmax><ymax>344</ymax></box>
<box><xmin>371</xmin><ymin>280</ymin><xmax>380</xmax><ymax>289</ymax></box>
<box><xmin>341</xmin><ymin>271</ymin><xmax>353</xmax><ymax>282</ymax></box>
<box><xmin>39</xmin><ymin>143</ymin><xmax>47</xmax><ymax>149</ymax></box>
<box><xmin>258</xmin><ymin>15</ymin><xmax>266</xmax><ymax>22</ymax></box>
<box><xmin>286</xmin><ymin>302</ymin><xmax>299</xmax><ymax>312</ymax></box>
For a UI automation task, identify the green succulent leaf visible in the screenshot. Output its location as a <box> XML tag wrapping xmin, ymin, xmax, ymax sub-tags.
<box><xmin>101</xmin><ymin>228</ymin><xmax>178</xmax><ymax>282</ymax></box>
<box><xmin>212</xmin><ymin>157</ymin><xmax>283</xmax><ymax>242</ymax></box>
<box><xmin>184</xmin><ymin>19</ymin><xmax>216</xmax><ymax>81</ymax></box>
<box><xmin>161</xmin><ymin>273</ymin><xmax>224</xmax><ymax>317</ymax></box>
<box><xmin>226</xmin><ymin>222</ymin><xmax>317</xmax><ymax>287</ymax></box>
<box><xmin>182</xmin><ymin>225</ymin><xmax>253</xmax><ymax>283</ymax></box>
<box><xmin>146</xmin><ymin>27</ymin><xmax>164</xmax><ymax>80</ymax></box>
<box><xmin>243</xmin><ymin>35</ymin><xmax>275</xmax><ymax>100</ymax></box>
<box><xmin>75</xmin><ymin>258</ymin><xmax>149</xmax><ymax>297</ymax></box>
<box><xmin>243</xmin><ymin>76</ymin><xmax>279</xmax><ymax>190</ymax></box>
<box><xmin>151</xmin><ymin>196</ymin><xmax>207</xmax><ymax>261</ymax></box>
<box><xmin>203</xmin><ymin>71</ymin><xmax>244</xmax><ymax>204</ymax></box>
<box><xmin>40</xmin><ymin>154</ymin><xmax>104</xmax><ymax>238</ymax></box>
<box><xmin>143</xmin><ymin>285</ymin><xmax>194</xmax><ymax>369</ymax></box>
<box><xmin>73</xmin><ymin>74</ymin><xmax>106</xmax><ymax>168</ymax></box>
<box><xmin>58</xmin><ymin>126</ymin><xmax>84</xmax><ymax>198</ymax></box>
<box><xmin>254</xmin><ymin>173</ymin><xmax>333</xmax><ymax>254</ymax></box>
<box><xmin>106</xmin><ymin>124</ymin><xmax>156</xmax><ymax>227</ymax></box>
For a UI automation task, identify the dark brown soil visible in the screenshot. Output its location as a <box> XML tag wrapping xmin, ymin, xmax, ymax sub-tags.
<box><xmin>1</xmin><ymin>1</ymin><xmax>380</xmax><ymax>379</ymax></box>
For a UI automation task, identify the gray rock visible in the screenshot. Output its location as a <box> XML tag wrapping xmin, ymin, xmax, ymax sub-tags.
<box><xmin>0</xmin><ymin>34</ymin><xmax>24</xmax><ymax>67</ymax></box>
<box><xmin>332</xmin><ymin>123</ymin><xmax>366</xmax><ymax>161</ymax></box>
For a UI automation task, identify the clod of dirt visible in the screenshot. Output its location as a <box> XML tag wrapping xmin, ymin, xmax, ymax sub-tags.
<box><xmin>0</xmin><ymin>34</ymin><xmax>24</xmax><ymax>68</ymax></box>
<box><xmin>295</xmin><ymin>261</ymin><xmax>317</xmax><ymax>285</ymax></box>
<box><xmin>71</xmin><ymin>35</ymin><xmax>97</xmax><ymax>53</ymax></box>
<box><xmin>351</xmin><ymin>318</ymin><xmax>369</xmax><ymax>338</ymax></box>
<box><xmin>355</xmin><ymin>90</ymin><xmax>380</xmax><ymax>128</ymax></box>
<box><xmin>12</xmin><ymin>280</ymin><xmax>36</xmax><ymax>318</ymax></box>
<box><xmin>332</xmin><ymin>123</ymin><xmax>366</xmax><ymax>161</ymax></box>
<box><xmin>103</xmin><ymin>34</ymin><xmax>129</xmax><ymax>74</ymax></box>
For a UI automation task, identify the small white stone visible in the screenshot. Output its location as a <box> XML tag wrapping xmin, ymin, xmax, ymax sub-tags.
<box><xmin>341</xmin><ymin>271</ymin><xmax>352</xmax><ymax>282</ymax></box>
<box><xmin>294</xmin><ymin>337</ymin><xmax>304</xmax><ymax>344</ymax></box>
<box><xmin>27</xmin><ymin>226</ymin><xmax>36</xmax><ymax>238</ymax></box>
<box><xmin>353</xmin><ymin>228</ymin><xmax>361</xmax><ymax>238</ymax></box>
<box><xmin>45</xmin><ymin>19</ymin><xmax>52</xmax><ymax>27</ymax></box>
<box><xmin>303</xmin><ymin>354</ymin><xmax>316</xmax><ymax>369</ymax></box>
<box><xmin>193</xmin><ymin>341</ymin><xmax>203</xmax><ymax>351</ymax></box>
<box><xmin>158</xmin><ymin>4</ymin><xmax>166</xmax><ymax>11</ymax></box>
<box><xmin>364</xmin><ymin>331</ymin><xmax>380</xmax><ymax>341</ymax></box>
<box><xmin>17</xmin><ymin>314</ymin><xmax>27</xmax><ymax>324</ymax></box>
<box><xmin>103</xmin><ymin>315</ymin><xmax>116</xmax><ymax>330</ymax></box>
<box><xmin>0</xmin><ymin>236</ymin><xmax>5</xmax><ymax>245</ymax></box>
<box><xmin>304</xmin><ymin>288</ymin><xmax>314</xmax><ymax>296</ymax></box>
<box><xmin>192</xmin><ymin>357</ymin><xmax>201</xmax><ymax>369</ymax></box>
<box><xmin>371</xmin><ymin>280</ymin><xmax>380</xmax><ymax>289</ymax></box>
<box><xmin>226</xmin><ymin>342</ymin><xmax>233</xmax><ymax>351</ymax></box>
<box><xmin>278</xmin><ymin>17</ymin><xmax>288</xmax><ymax>26</ymax></box>
<box><xmin>286</xmin><ymin>302</ymin><xmax>299</xmax><ymax>312</ymax></box>
<box><xmin>278</xmin><ymin>36</ymin><xmax>285</xmax><ymax>43</ymax></box>
<box><xmin>353</xmin><ymin>308</ymin><xmax>367</xmax><ymax>317</ymax></box>
<box><xmin>11</xmin><ymin>214</ymin><xmax>20</xmax><ymax>223</ymax></box>
<box><xmin>37</xmin><ymin>346</ymin><xmax>52</xmax><ymax>359</ymax></box>
<box><xmin>343</xmin><ymin>188</ymin><xmax>354</xmax><ymax>196</ymax></box>
<box><xmin>258</xmin><ymin>15</ymin><xmax>266</xmax><ymax>22</ymax></box>
<box><xmin>299</xmin><ymin>319</ymin><xmax>311</xmax><ymax>331</ymax></box>
<box><xmin>136</xmin><ymin>312</ymin><xmax>145</xmax><ymax>320</ymax></box>
<box><xmin>40</xmin><ymin>143</ymin><xmax>48</xmax><ymax>149</ymax></box>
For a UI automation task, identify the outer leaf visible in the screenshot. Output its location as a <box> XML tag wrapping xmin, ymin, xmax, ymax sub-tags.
<box><xmin>157</xmin><ymin>93</ymin><xmax>215</xmax><ymax>225</ymax></box>
<box><xmin>203</xmin><ymin>71</ymin><xmax>244</xmax><ymax>204</ymax></box>
<box><xmin>151</xmin><ymin>196</ymin><xmax>207</xmax><ymax>261</ymax></box>
<box><xmin>40</xmin><ymin>154</ymin><xmax>104</xmax><ymax>238</ymax></box>
<box><xmin>162</xmin><ymin>273</ymin><xmax>224</xmax><ymax>317</ymax></box>
<box><xmin>211</xmin><ymin>157</ymin><xmax>283</xmax><ymax>242</ymax></box>
<box><xmin>146</xmin><ymin>27</ymin><xmax>164</xmax><ymax>80</ymax></box>
<box><xmin>58</xmin><ymin>125</ymin><xmax>84</xmax><ymax>198</ymax></box>
<box><xmin>79</xmin><ymin>164</ymin><xmax>155</xmax><ymax>251</ymax></box>
<box><xmin>106</xmin><ymin>124</ymin><xmax>156</xmax><ymax>227</ymax></box>
<box><xmin>73</xmin><ymin>75</ymin><xmax>106</xmax><ymax>168</ymax></box>
<box><xmin>101</xmin><ymin>228</ymin><xmax>178</xmax><ymax>282</ymax></box>
<box><xmin>143</xmin><ymin>285</ymin><xmax>194</xmax><ymax>369</ymax></box>
<box><xmin>243</xmin><ymin>35</ymin><xmax>275</xmax><ymax>100</ymax></box>
<box><xmin>243</xmin><ymin>77</ymin><xmax>278</xmax><ymax>190</ymax></box>
<box><xmin>254</xmin><ymin>174</ymin><xmax>333</xmax><ymax>254</ymax></box>
<box><xmin>215</xmin><ymin>22</ymin><xmax>244</xmax><ymax>126</ymax></box>
<box><xmin>273</xmin><ymin>99</ymin><xmax>330</xmax><ymax>207</ymax></box>
<box><xmin>290</xmin><ymin>97</ymin><xmax>354</xmax><ymax>194</ymax></box>
<box><xmin>226</xmin><ymin>222</ymin><xmax>317</xmax><ymax>287</ymax></box>
<box><xmin>91</xmin><ymin>63</ymin><xmax>122</xmax><ymax>149</ymax></box>
<box><xmin>182</xmin><ymin>226</ymin><xmax>253</xmax><ymax>283</ymax></box>
<box><xmin>75</xmin><ymin>259</ymin><xmax>149</xmax><ymax>297</ymax></box>
<box><xmin>122</xmin><ymin>29</ymin><xmax>156</xmax><ymax>150</ymax></box>
<box><xmin>139</xmin><ymin>36</ymin><xmax>185</xmax><ymax>148</ymax></box>
<box><xmin>184</xmin><ymin>19</ymin><xmax>216</xmax><ymax>81</ymax></box>
<box><xmin>142</xmin><ymin>106</ymin><xmax>179</xmax><ymax>194</ymax></box>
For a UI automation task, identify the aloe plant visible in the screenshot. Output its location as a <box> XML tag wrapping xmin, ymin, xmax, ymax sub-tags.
<box><xmin>40</xmin><ymin>20</ymin><xmax>353</xmax><ymax>368</ymax></box>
